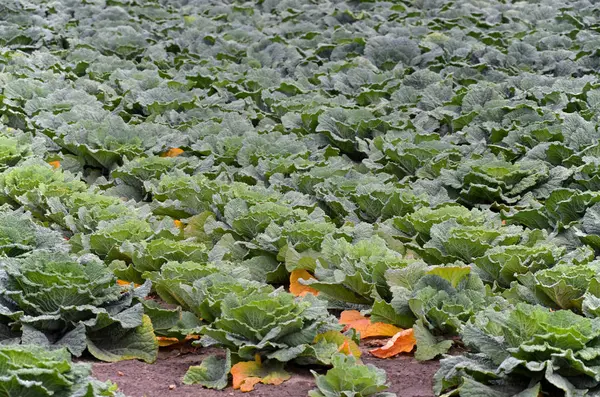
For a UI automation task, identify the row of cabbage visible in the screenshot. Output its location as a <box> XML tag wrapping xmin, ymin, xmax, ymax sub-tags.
<box><xmin>3</xmin><ymin>0</ymin><xmax>600</xmax><ymax>396</ymax></box>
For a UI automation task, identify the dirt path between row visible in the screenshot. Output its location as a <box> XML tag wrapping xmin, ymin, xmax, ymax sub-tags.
<box><xmin>92</xmin><ymin>347</ymin><xmax>439</xmax><ymax>397</ymax></box>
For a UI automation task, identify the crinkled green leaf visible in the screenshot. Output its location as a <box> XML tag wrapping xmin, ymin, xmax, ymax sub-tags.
<box><xmin>183</xmin><ymin>350</ymin><xmax>231</xmax><ymax>390</ymax></box>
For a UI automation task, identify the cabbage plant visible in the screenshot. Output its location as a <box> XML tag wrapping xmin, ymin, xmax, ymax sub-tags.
<box><xmin>436</xmin><ymin>304</ymin><xmax>600</xmax><ymax>396</ymax></box>
<box><xmin>0</xmin><ymin>344</ymin><xmax>124</xmax><ymax>396</ymax></box>
<box><xmin>309</xmin><ymin>354</ymin><xmax>394</xmax><ymax>397</ymax></box>
<box><xmin>0</xmin><ymin>251</ymin><xmax>158</xmax><ymax>362</ymax></box>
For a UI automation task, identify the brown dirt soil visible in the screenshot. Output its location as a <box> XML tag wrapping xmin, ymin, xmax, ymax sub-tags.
<box><xmin>91</xmin><ymin>346</ymin><xmax>439</xmax><ymax>397</ymax></box>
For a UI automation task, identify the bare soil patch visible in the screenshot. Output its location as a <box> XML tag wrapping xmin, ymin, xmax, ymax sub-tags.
<box><xmin>91</xmin><ymin>347</ymin><xmax>439</xmax><ymax>397</ymax></box>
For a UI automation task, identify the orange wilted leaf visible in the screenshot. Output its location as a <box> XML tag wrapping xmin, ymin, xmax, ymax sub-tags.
<box><xmin>239</xmin><ymin>377</ymin><xmax>261</xmax><ymax>392</ymax></box>
<box><xmin>116</xmin><ymin>279</ymin><xmax>141</xmax><ymax>288</ymax></box>
<box><xmin>156</xmin><ymin>334</ymin><xmax>199</xmax><ymax>347</ymax></box>
<box><xmin>502</xmin><ymin>219</ymin><xmax>506</xmax><ymax>225</ymax></box>
<box><xmin>48</xmin><ymin>161</ymin><xmax>60</xmax><ymax>169</ymax></box>
<box><xmin>156</xmin><ymin>336</ymin><xmax>180</xmax><ymax>347</ymax></box>
<box><xmin>231</xmin><ymin>357</ymin><xmax>291</xmax><ymax>392</ymax></box>
<box><xmin>290</xmin><ymin>270</ymin><xmax>319</xmax><ymax>297</ymax></box>
<box><xmin>369</xmin><ymin>329</ymin><xmax>416</xmax><ymax>358</ymax></box>
<box><xmin>338</xmin><ymin>340</ymin><xmax>353</xmax><ymax>355</ymax></box>
<box><xmin>339</xmin><ymin>310</ymin><xmax>401</xmax><ymax>339</ymax></box>
<box><xmin>161</xmin><ymin>147</ymin><xmax>184</xmax><ymax>157</ymax></box>
<box><xmin>174</xmin><ymin>219</ymin><xmax>183</xmax><ymax>229</ymax></box>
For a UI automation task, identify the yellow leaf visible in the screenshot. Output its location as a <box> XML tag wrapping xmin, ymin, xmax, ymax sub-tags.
<box><xmin>369</xmin><ymin>329</ymin><xmax>416</xmax><ymax>358</ymax></box>
<box><xmin>48</xmin><ymin>161</ymin><xmax>60</xmax><ymax>169</ymax></box>
<box><xmin>339</xmin><ymin>310</ymin><xmax>401</xmax><ymax>339</ymax></box>
<box><xmin>231</xmin><ymin>357</ymin><xmax>291</xmax><ymax>392</ymax></box>
<box><xmin>289</xmin><ymin>270</ymin><xmax>319</xmax><ymax>297</ymax></box>
<box><xmin>313</xmin><ymin>330</ymin><xmax>361</xmax><ymax>358</ymax></box>
<box><xmin>173</xmin><ymin>219</ymin><xmax>183</xmax><ymax>229</ymax></box>
<box><xmin>426</xmin><ymin>266</ymin><xmax>471</xmax><ymax>288</ymax></box>
<box><xmin>161</xmin><ymin>147</ymin><xmax>184</xmax><ymax>157</ymax></box>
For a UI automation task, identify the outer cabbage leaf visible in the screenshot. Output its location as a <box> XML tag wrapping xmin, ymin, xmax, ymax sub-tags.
<box><xmin>112</xmin><ymin>156</ymin><xmax>199</xmax><ymax>196</ymax></box>
<box><xmin>132</xmin><ymin>238</ymin><xmax>209</xmax><ymax>275</ymax></box>
<box><xmin>86</xmin><ymin>217</ymin><xmax>154</xmax><ymax>260</ymax></box>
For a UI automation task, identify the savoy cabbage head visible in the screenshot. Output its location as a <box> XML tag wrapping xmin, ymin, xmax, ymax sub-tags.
<box><xmin>0</xmin><ymin>344</ymin><xmax>124</xmax><ymax>396</ymax></box>
<box><xmin>436</xmin><ymin>303</ymin><xmax>600</xmax><ymax>396</ymax></box>
<box><xmin>309</xmin><ymin>354</ymin><xmax>394</xmax><ymax>397</ymax></box>
<box><xmin>0</xmin><ymin>251</ymin><xmax>158</xmax><ymax>362</ymax></box>
<box><xmin>0</xmin><ymin>205</ymin><xmax>66</xmax><ymax>257</ymax></box>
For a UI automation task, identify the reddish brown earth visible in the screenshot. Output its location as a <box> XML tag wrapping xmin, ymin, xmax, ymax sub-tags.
<box><xmin>91</xmin><ymin>346</ymin><xmax>439</xmax><ymax>397</ymax></box>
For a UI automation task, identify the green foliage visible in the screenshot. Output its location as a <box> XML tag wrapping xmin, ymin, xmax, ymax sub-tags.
<box><xmin>0</xmin><ymin>128</ymin><xmax>43</xmax><ymax>170</ymax></box>
<box><xmin>0</xmin><ymin>162</ymin><xmax>87</xmax><ymax>218</ymax></box>
<box><xmin>6</xmin><ymin>0</ymin><xmax>600</xmax><ymax>392</ymax></box>
<box><xmin>198</xmin><ymin>277</ymin><xmax>340</xmax><ymax>361</ymax></box>
<box><xmin>473</xmin><ymin>232</ymin><xmax>565</xmax><ymax>288</ymax></box>
<box><xmin>0</xmin><ymin>252</ymin><xmax>158</xmax><ymax>362</ymax></box>
<box><xmin>436</xmin><ymin>304</ymin><xmax>600</xmax><ymax>396</ymax></box>
<box><xmin>132</xmin><ymin>238</ymin><xmax>209</xmax><ymax>275</ymax></box>
<box><xmin>393</xmin><ymin>205</ymin><xmax>490</xmax><ymax>244</ymax></box>
<box><xmin>0</xmin><ymin>344</ymin><xmax>124</xmax><ymax>396</ymax></box>
<box><xmin>156</xmin><ymin>274</ymin><xmax>339</xmax><ymax>363</ymax></box>
<box><xmin>309</xmin><ymin>354</ymin><xmax>394</xmax><ymax>397</ymax></box>
<box><xmin>113</xmin><ymin>156</ymin><xmax>199</xmax><ymax>195</ymax></box>
<box><xmin>441</xmin><ymin>157</ymin><xmax>555</xmax><ymax>205</ymax></box>
<box><xmin>183</xmin><ymin>350</ymin><xmax>231</xmax><ymax>390</ymax></box>
<box><xmin>86</xmin><ymin>217</ymin><xmax>154</xmax><ymax>259</ymax></box>
<box><xmin>408</xmin><ymin>220</ymin><xmax>524</xmax><ymax>266</ymax></box>
<box><xmin>300</xmin><ymin>235</ymin><xmax>411</xmax><ymax>305</ymax></box>
<box><xmin>48</xmin><ymin>191</ymin><xmax>134</xmax><ymax>234</ymax></box>
<box><xmin>504</xmin><ymin>259</ymin><xmax>600</xmax><ymax>313</ymax></box>
<box><xmin>387</xmin><ymin>263</ymin><xmax>507</xmax><ymax>356</ymax></box>
<box><xmin>0</xmin><ymin>206</ymin><xmax>66</xmax><ymax>257</ymax></box>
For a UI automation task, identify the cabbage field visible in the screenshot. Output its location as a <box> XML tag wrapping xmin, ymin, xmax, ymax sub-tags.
<box><xmin>3</xmin><ymin>0</ymin><xmax>600</xmax><ymax>396</ymax></box>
